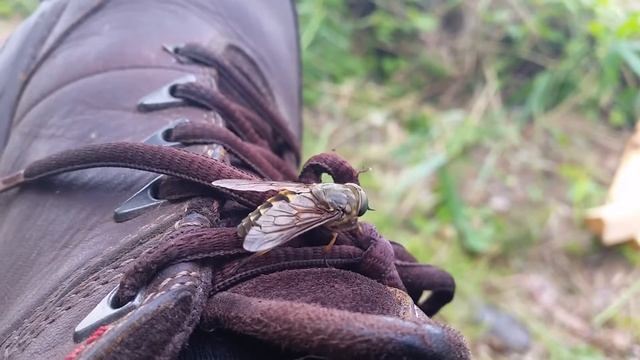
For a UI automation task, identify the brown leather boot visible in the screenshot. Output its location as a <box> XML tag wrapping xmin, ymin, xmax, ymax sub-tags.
<box><xmin>0</xmin><ymin>1</ymin><xmax>469</xmax><ymax>359</ymax></box>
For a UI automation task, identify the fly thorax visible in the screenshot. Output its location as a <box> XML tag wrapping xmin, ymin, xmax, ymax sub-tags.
<box><xmin>314</xmin><ymin>183</ymin><xmax>357</xmax><ymax>215</ymax></box>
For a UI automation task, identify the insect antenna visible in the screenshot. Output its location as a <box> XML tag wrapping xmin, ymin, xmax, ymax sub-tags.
<box><xmin>356</xmin><ymin>167</ymin><xmax>372</xmax><ymax>176</ymax></box>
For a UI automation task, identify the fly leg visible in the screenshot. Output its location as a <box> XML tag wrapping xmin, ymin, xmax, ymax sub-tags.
<box><xmin>323</xmin><ymin>232</ymin><xmax>338</xmax><ymax>253</ymax></box>
<box><xmin>229</xmin><ymin>249</ymin><xmax>270</xmax><ymax>274</ymax></box>
<box><xmin>321</xmin><ymin>232</ymin><xmax>338</xmax><ymax>268</ymax></box>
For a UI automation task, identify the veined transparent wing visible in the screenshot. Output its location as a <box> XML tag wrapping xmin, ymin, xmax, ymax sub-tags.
<box><xmin>242</xmin><ymin>191</ymin><xmax>341</xmax><ymax>252</ymax></box>
<box><xmin>211</xmin><ymin>179</ymin><xmax>310</xmax><ymax>193</ymax></box>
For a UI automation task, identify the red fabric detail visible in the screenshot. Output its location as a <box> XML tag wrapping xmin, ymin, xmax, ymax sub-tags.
<box><xmin>64</xmin><ymin>325</ymin><xmax>110</xmax><ymax>360</ymax></box>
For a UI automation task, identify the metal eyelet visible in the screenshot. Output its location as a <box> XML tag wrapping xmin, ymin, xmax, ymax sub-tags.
<box><xmin>73</xmin><ymin>285</ymin><xmax>144</xmax><ymax>343</ymax></box>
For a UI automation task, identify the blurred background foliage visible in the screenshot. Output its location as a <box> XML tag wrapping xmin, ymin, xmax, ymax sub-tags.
<box><xmin>0</xmin><ymin>0</ymin><xmax>35</xmax><ymax>17</ymax></box>
<box><xmin>1</xmin><ymin>0</ymin><xmax>639</xmax><ymax>358</ymax></box>
<box><xmin>301</xmin><ymin>0</ymin><xmax>640</xmax><ymax>125</ymax></box>
<box><xmin>298</xmin><ymin>0</ymin><xmax>640</xmax><ymax>358</ymax></box>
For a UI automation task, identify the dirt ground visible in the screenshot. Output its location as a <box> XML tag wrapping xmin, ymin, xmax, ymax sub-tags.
<box><xmin>461</xmin><ymin>114</ymin><xmax>640</xmax><ymax>358</ymax></box>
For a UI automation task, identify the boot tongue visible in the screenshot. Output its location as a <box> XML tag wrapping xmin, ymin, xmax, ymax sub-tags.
<box><xmin>202</xmin><ymin>281</ymin><xmax>470</xmax><ymax>360</ymax></box>
<box><xmin>228</xmin><ymin>268</ymin><xmax>406</xmax><ymax>317</ymax></box>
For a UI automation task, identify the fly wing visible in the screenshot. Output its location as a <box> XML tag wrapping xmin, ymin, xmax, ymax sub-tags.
<box><xmin>211</xmin><ymin>179</ymin><xmax>309</xmax><ymax>193</ymax></box>
<box><xmin>242</xmin><ymin>191</ymin><xmax>341</xmax><ymax>252</ymax></box>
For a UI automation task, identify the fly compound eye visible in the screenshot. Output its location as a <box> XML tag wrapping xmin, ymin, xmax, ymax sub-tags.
<box><xmin>357</xmin><ymin>197</ymin><xmax>368</xmax><ymax>217</ymax></box>
<box><xmin>355</xmin><ymin>185</ymin><xmax>369</xmax><ymax>217</ymax></box>
<box><xmin>345</xmin><ymin>183</ymin><xmax>369</xmax><ymax>217</ymax></box>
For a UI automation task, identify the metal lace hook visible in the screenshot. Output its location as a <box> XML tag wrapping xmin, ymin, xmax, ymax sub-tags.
<box><xmin>137</xmin><ymin>74</ymin><xmax>197</xmax><ymax>112</ymax></box>
<box><xmin>142</xmin><ymin>119</ymin><xmax>188</xmax><ymax>147</ymax></box>
<box><xmin>113</xmin><ymin>120</ymin><xmax>187</xmax><ymax>222</ymax></box>
<box><xmin>73</xmin><ymin>285</ymin><xmax>145</xmax><ymax>343</ymax></box>
<box><xmin>113</xmin><ymin>175</ymin><xmax>165</xmax><ymax>222</ymax></box>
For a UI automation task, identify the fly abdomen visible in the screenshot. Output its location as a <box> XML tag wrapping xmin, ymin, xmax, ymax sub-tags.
<box><xmin>236</xmin><ymin>190</ymin><xmax>295</xmax><ymax>237</ymax></box>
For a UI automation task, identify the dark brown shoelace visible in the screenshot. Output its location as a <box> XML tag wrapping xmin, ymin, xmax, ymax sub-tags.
<box><xmin>0</xmin><ymin>43</ymin><xmax>455</xmax><ymax>319</ymax></box>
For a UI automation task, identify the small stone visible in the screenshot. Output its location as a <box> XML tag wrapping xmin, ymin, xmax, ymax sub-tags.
<box><xmin>475</xmin><ymin>304</ymin><xmax>531</xmax><ymax>353</ymax></box>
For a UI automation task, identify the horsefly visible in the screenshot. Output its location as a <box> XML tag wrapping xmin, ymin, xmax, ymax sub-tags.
<box><xmin>211</xmin><ymin>179</ymin><xmax>371</xmax><ymax>252</ymax></box>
